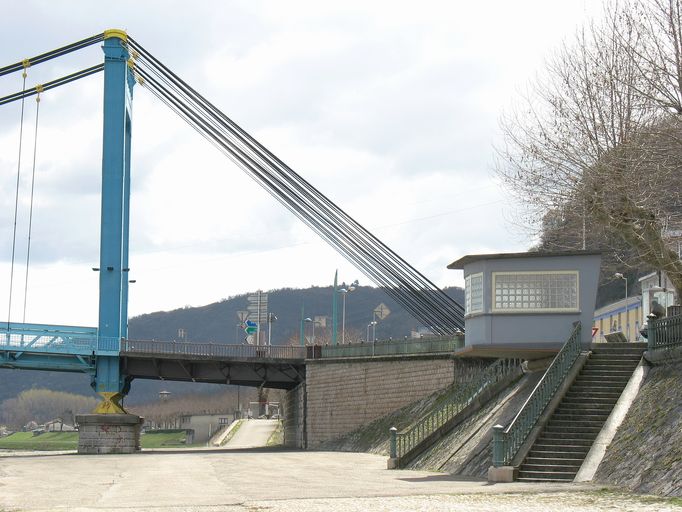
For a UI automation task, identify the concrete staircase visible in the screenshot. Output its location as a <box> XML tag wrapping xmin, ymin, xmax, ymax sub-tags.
<box><xmin>517</xmin><ymin>342</ymin><xmax>646</xmax><ymax>482</ymax></box>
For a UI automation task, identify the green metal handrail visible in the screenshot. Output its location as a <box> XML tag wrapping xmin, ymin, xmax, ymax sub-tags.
<box><xmin>492</xmin><ymin>322</ymin><xmax>582</xmax><ymax>467</ymax></box>
<box><xmin>648</xmin><ymin>314</ymin><xmax>682</xmax><ymax>351</ymax></box>
<box><xmin>390</xmin><ymin>358</ymin><xmax>521</xmax><ymax>460</ymax></box>
<box><xmin>318</xmin><ymin>336</ymin><xmax>464</xmax><ymax>359</ymax></box>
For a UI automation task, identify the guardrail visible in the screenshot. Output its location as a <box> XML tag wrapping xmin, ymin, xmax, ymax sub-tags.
<box><xmin>390</xmin><ymin>357</ymin><xmax>520</xmax><ymax>462</ymax></box>
<box><xmin>492</xmin><ymin>322</ymin><xmax>582</xmax><ymax>467</ymax></box>
<box><xmin>317</xmin><ymin>336</ymin><xmax>464</xmax><ymax>359</ymax></box>
<box><xmin>1</xmin><ymin>322</ymin><xmax>99</xmax><ymax>355</ymax></box>
<box><xmin>122</xmin><ymin>339</ymin><xmax>307</xmax><ymax>360</ymax></box>
<box><xmin>648</xmin><ymin>314</ymin><xmax>682</xmax><ymax>351</ymax></box>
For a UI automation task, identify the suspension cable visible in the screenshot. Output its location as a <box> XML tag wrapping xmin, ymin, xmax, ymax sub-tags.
<box><xmin>0</xmin><ymin>33</ymin><xmax>104</xmax><ymax>78</ymax></box>
<box><xmin>7</xmin><ymin>64</ymin><xmax>29</xmax><ymax>327</ymax></box>
<box><xmin>22</xmin><ymin>88</ymin><xmax>42</xmax><ymax>323</ymax></box>
<box><xmin>127</xmin><ymin>38</ymin><xmax>464</xmax><ymax>332</ymax></box>
<box><xmin>0</xmin><ymin>64</ymin><xmax>104</xmax><ymax>106</ymax></box>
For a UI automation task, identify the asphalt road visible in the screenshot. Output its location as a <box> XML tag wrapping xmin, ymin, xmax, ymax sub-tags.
<box><xmin>0</xmin><ymin>449</ymin><xmax>675</xmax><ymax>511</ymax></box>
<box><xmin>223</xmin><ymin>418</ymin><xmax>278</xmax><ymax>449</ymax></box>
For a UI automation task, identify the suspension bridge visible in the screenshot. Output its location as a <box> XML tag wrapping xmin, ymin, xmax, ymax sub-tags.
<box><xmin>0</xmin><ymin>30</ymin><xmax>465</xmax><ymax>411</ymax></box>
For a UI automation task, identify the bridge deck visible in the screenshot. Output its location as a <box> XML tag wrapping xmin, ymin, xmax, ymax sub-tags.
<box><xmin>121</xmin><ymin>340</ymin><xmax>306</xmax><ymax>389</ymax></box>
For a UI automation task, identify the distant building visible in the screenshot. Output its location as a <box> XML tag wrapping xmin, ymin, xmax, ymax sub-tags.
<box><xmin>592</xmin><ymin>271</ymin><xmax>680</xmax><ymax>343</ymax></box>
<box><xmin>639</xmin><ymin>271</ymin><xmax>679</xmax><ymax>318</ymax></box>
<box><xmin>178</xmin><ymin>413</ymin><xmax>233</xmax><ymax>444</ymax></box>
<box><xmin>593</xmin><ymin>296</ymin><xmax>642</xmax><ymax>343</ymax></box>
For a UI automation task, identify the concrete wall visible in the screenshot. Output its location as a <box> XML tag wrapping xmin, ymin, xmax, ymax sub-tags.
<box><xmin>304</xmin><ymin>355</ymin><xmax>483</xmax><ymax>448</ymax></box>
<box><xmin>283</xmin><ymin>382</ymin><xmax>306</xmax><ymax>448</ymax></box>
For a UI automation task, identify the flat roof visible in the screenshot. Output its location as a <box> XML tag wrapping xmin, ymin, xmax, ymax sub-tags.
<box><xmin>447</xmin><ymin>250</ymin><xmax>601</xmax><ymax>269</ymax></box>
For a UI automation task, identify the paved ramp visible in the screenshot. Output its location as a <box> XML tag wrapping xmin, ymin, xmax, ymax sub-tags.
<box><xmin>224</xmin><ymin>419</ymin><xmax>279</xmax><ymax>449</ymax></box>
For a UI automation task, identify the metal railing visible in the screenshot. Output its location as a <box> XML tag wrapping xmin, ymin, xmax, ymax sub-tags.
<box><xmin>122</xmin><ymin>339</ymin><xmax>306</xmax><ymax>360</ymax></box>
<box><xmin>1</xmin><ymin>322</ymin><xmax>99</xmax><ymax>355</ymax></box>
<box><xmin>492</xmin><ymin>322</ymin><xmax>582</xmax><ymax>467</ymax></box>
<box><xmin>390</xmin><ymin>358</ymin><xmax>521</xmax><ymax>461</ymax></box>
<box><xmin>318</xmin><ymin>336</ymin><xmax>464</xmax><ymax>359</ymax></box>
<box><xmin>648</xmin><ymin>314</ymin><xmax>682</xmax><ymax>351</ymax></box>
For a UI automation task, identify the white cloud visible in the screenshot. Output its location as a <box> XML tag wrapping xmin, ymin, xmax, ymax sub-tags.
<box><xmin>0</xmin><ymin>0</ymin><xmax>605</xmax><ymax>326</ymax></box>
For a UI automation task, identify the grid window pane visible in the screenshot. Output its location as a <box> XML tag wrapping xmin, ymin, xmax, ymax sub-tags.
<box><xmin>493</xmin><ymin>272</ymin><xmax>578</xmax><ymax>311</ymax></box>
<box><xmin>465</xmin><ymin>273</ymin><xmax>483</xmax><ymax>315</ymax></box>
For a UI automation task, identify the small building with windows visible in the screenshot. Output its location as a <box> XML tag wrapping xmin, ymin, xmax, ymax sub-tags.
<box><xmin>448</xmin><ymin>251</ymin><xmax>602</xmax><ymax>359</ymax></box>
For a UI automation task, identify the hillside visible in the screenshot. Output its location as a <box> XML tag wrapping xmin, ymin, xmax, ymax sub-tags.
<box><xmin>0</xmin><ymin>285</ymin><xmax>464</xmax><ymax>405</ymax></box>
<box><xmin>129</xmin><ymin>285</ymin><xmax>465</xmax><ymax>345</ymax></box>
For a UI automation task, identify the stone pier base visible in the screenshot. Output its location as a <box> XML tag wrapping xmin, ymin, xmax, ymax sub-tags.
<box><xmin>76</xmin><ymin>414</ymin><xmax>143</xmax><ymax>454</ymax></box>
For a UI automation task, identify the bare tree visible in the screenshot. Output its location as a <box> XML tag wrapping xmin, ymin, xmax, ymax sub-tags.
<box><xmin>497</xmin><ymin>0</ymin><xmax>682</xmax><ymax>298</ymax></box>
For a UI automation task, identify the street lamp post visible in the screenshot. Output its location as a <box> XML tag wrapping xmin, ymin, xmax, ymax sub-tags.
<box><xmin>304</xmin><ymin>317</ymin><xmax>319</xmax><ymax>345</ymax></box>
<box><xmin>367</xmin><ymin>321</ymin><xmax>378</xmax><ymax>355</ymax></box>
<box><xmin>267</xmin><ymin>313</ymin><xmax>277</xmax><ymax>346</ymax></box>
<box><xmin>339</xmin><ymin>284</ymin><xmax>356</xmax><ymax>344</ymax></box>
<box><xmin>615</xmin><ymin>272</ymin><xmax>629</xmax><ymax>340</ymax></box>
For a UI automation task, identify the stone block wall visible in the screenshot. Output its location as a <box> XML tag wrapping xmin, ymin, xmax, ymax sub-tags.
<box><xmin>283</xmin><ymin>382</ymin><xmax>306</xmax><ymax>448</ymax></box>
<box><xmin>305</xmin><ymin>356</ymin><xmax>480</xmax><ymax>448</ymax></box>
<box><xmin>76</xmin><ymin>414</ymin><xmax>143</xmax><ymax>454</ymax></box>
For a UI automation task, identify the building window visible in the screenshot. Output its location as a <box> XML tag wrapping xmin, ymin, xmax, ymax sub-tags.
<box><xmin>492</xmin><ymin>271</ymin><xmax>579</xmax><ymax>312</ymax></box>
<box><xmin>465</xmin><ymin>272</ymin><xmax>484</xmax><ymax>316</ymax></box>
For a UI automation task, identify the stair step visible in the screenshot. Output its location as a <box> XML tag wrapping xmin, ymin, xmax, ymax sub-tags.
<box><xmin>517</xmin><ymin>470</ymin><xmax>576</xmax><ymax>480</ymax></box>
<box><xmin>552</xmin><ymin>412</ymin><xmax>611</xmax><ymax>421</ymax></box>
<box><xmin>562</xmin><ymin>396</ymin><xmax>619</xmax><ymax>405</ymax></box>
<box><xmin>556</xmin><ymin>402</ymin><xmax>613</xmax><ymax>410</ymax></box>
<box><xmin>522</xmin><ymin>461</ymin><xmax>583</xmax><ymax>471</ymax></box>
<box><xmin>564</xmin><ymin>391</ymin><xmax>621</xmax><ymax>399</ymax></box>
<box><xmin>529</xmin><ymin>449</ymin><xmax>590</xmax><ymax>458</ymax></box>
<box><xmin>537</xmin><ymin>432</ymin><xmax>596</xmax><ymax>442</ymax></box>
<box><xmin>572</xmin><ymin>377</ymin><xmax>630</xmax><ymax>384</ymax></box>
<box><xmin>580</xmin><ymin>370</ymin><xmax>634</xmax><ymax>378</ymax></box>
<box><xmin>533</xmin><ymin>443</ymin><xmax>593</xmax><ymax>453</ymax></box>
<box><xmin>586</xmin><ymin>356</ymin><xmax>641</xmax><ymax>363</ymax></box>
<box><xmin>517</xmin><ymin>476</ymin><xmax>573</xmax><ymax>483</ymax></box>
<box><xmin>544</xmin><ymin>425</ymin><xmax>602</xmax><ymax>434</ymax></box>
<box><xmin>570</xmin><ymin>383</ymin><xmax>628</xmax><ymax>391</ymax></box>
<box><xmin>547</xmin><ymin>418</ymin><xmax>605</xmax><ymax>426</ymax></box>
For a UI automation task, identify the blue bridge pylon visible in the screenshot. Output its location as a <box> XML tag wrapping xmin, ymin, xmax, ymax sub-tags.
<box><xmin>1</xmin><ymin>30</ymin><xmax>134</xmax><ymax>412</ymax></box>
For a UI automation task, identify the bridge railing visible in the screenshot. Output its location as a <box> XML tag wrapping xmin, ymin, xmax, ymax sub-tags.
<box><xmin>0</xmin><ymin>322</ymin><xmax>100</xmax><ymax>355</ymax></box>
<box><xmin>316</xmin><ymin>336</ymin><xmax>464</xmax><ymax>359</ymax></box>
<box><xmin>391</xmin><ymin>357</ymin><xmax>521</xmax><ymax>462</ymax></box>
<box><xmin>648</xmin><ymin>314</ymin><xmax>682</xmax><ymax>351</ymax></box>
<box><xmin>122</xmin><ymin>339</ymin><xmax>306</xmax><ymax>360</ymax></box>
<box><xmin>492</xmin><ymin>322</ymin><xmax>582</xmax><ymax>467</ymax></box>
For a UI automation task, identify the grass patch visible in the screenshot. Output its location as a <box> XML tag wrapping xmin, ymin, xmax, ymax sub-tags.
<box><xmin>266</xmin><ymin>420</ymin><xmax>283</xmax><ymax>446</ymax></box>
<box><xmin>0</xmin><ymin>431</ymin><xmax>78</xmax><ymax>451</ymax></box>
<box><xmin>587</xmin><ymin>488</ymin><xmax>682</xmax><ymax>507</ymax></box>
<box><xmin>140</xmin><ymin>430</ymin><xmax>195</xmax><ymax>448</ymax></box>
<box><xmin>0</xmin><ymin>429</ymin><xmax>200</xmax><ymax>451</ymax></box>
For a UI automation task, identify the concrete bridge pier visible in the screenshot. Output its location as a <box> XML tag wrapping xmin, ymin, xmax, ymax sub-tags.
<box><xmin>76</xmin><ymin>414</ymin><xmax>144</xmax><ymax>454</ymax></box>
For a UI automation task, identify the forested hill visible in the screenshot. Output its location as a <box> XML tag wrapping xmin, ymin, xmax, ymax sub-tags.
<box><xmin>129</xmin><ymin>285</ymin><xmax>465</xmax><ymax>345</ymax></box>
<box><xmin>0</xmin><ymin>285</ymin><xmax>464</xmax><ymax>405</ymax></box>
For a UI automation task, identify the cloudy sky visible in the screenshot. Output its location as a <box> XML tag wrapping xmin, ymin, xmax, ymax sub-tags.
<box><xmin>0</xmin><ymin>0</ymin><xmax>604</xmax><ymax>326</ymax></box>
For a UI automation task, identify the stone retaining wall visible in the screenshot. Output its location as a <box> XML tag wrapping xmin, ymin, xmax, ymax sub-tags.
<box><xmin>305</xmin><ymin>356</ymin><xmax>485</xmax><ymax>448</ymax></box>
<box><xmin>594</xmin><ymin>361</ymin><xmax>682</xmax><ymax>496</ymax></box>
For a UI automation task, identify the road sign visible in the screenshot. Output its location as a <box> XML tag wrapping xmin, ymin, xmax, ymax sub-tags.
<box><xmin>245</xmin><ymin>319</ymin><xmax>258</xmax><ymax>335</ymax></box>
<box><xmin>373</xmin><ymin>303</ymin><xmax>391</xmax><ymax>320</ymax></box>
<box><xmin>245</xmin><ymin>335</ymin><xmax>254</xmax><ymax>344</ymax></box>
<box><xmin>237</xmin><ymin>310</ymin><xmax>249</xmax><ymax>322</ymax></box>
<box><xmin>247</xmin><ymin>292</ymin><xmax>268</xmax><ymax>328</ymax></box>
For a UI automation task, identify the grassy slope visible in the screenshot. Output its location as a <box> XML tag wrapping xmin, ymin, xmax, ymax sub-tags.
<box><xmin>0</xmin><ymin>429</ymin><xmax>198</xmax><ymax>451</ymax></box>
